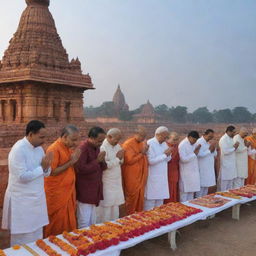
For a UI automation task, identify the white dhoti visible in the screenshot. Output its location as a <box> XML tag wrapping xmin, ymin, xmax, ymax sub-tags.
<box><xmin>144</xmin><ymin>199</ymin><xmax>163</xmax><ymax>211</ymax></box>
<box><xmin>77</xmin><ymin>202</ymin><xmax>96</xmax><ymax>229</ymax></box>
<box><xmin>97</xmin><ymin>205</ymin><xmax>119</xmax><ymax>223</ymax></box>
<box><xmin>233</xmin><ymin>177</ymin><xmax>245</xmax><ymax>189</ymax></box>
<box><xmin>219</xmin><ymin>179</ymin><xmax>234</xmax><ymax>191</ymax></box>
<box><xmin>195</xmin><ymin>187</ymin><xmax>209</xmax><ymax>198</ymax></box>
<box><xmin>10</xmin><ymin>227</ymin><xmax>42</xmax><ymax>246</ymax></box>
<box><xmin>180</xmin><ymin>192</ymin><xmax>194</xmax><ymax>202</ymax></box>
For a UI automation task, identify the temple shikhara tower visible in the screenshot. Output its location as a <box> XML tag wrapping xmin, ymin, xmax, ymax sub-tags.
<box><xmin>0</xmin><ymin>0</ymin><xmax>93</xmax><ymax>124</ymax></box>
<box><xmin>112</xmin><ymin>85</ymin><xmax>129</xmax><ymax>113</ymax></box>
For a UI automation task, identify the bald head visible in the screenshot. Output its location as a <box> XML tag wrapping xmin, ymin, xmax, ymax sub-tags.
<box><xmin>60</xmin><ymin>125</ymin><xmax>79</xmax><ymax>149</ymax></box>
<box><xmin>134</xmin><ymin>126</ymin><xmax>147</xmax><ymax>142</ymax></box>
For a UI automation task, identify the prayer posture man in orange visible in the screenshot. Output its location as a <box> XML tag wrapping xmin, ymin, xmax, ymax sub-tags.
<box><xmin>44</xmin><ymin>125</ymin><xmax>81</xmax><ymax>237</ymax></box>
<box><xmin>246</xmin><ymin>128</ymin><xmax>256</xmax><ymax>185</ymax></box>
<box><xmin>164</xmin><ymin>132</ymin><xmax>180</xmax><ymax>203</ymax></box>
<box><xmin>122</xmin><ymin>126</ymin><xmax>148</xmax><ymax>215</ymax></box>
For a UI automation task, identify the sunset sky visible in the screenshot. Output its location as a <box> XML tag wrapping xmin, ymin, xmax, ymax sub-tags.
<box><xmin>1</xmin><ymin>0</ymin><xmax>256</xmax><ymax>111</ymax></box>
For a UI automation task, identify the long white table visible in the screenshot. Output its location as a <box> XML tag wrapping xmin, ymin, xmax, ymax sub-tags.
<box><xmin>3</xmin><ymin>195</ymin><xmax>256</xmax><ymax>256</ymax></box>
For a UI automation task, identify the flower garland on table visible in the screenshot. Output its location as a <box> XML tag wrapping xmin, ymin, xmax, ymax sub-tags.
<box><xmin>229</xmin><ymin>185</ymin><xmax>256</xmax><ymax>198</ymax></box>
<box><xmin>74</xmin><ymin>203</ymin><xmax>202</xmax><ymax>255</ymax></box>
<box><xmin>35</xmin><ymin>203</ymin><xmax>202</xmax><ymax>256</ymax></box>
<box><xmin>62</xmin><ymin>231</ymin><xmax>95</xmax><ymax>256</ymax></box>
<box><xmin>0</xmin><ymin>250</ymin><xmax>6</xmax><ymax>256</ymax></box>
<box><xmin>48</xmin><ymin>235</ymin><xmax>77</xmax><ymax>256</ymax></box>
<box><xmin>36</xmin><ymin>239</ymin><xmax>61</xmax><ymax>256</ymax></box>
<box><xmin>215</xmin><ymin>192</ymin><xmax>241</xmax><ymax>199</ymax></box>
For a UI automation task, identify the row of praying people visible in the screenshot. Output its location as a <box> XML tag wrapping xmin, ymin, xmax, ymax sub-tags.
<box><xmin>144</xmin><ymin>125</ymin><xmax>256</xmax><ymax>204</ymax></box>
<box><xmin>2</xmin><ymin>120</ymin><xmax>256</xmax><ymax>247</ymax></box>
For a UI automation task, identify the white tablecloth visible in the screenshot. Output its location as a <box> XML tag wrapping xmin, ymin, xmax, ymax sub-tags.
<box><xmin>4</xmin><ymin>195</ymin><xmax>256</xmax><ymax>256</ymax></box>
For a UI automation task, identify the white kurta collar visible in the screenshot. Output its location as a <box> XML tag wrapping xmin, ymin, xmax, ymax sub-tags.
<box><xmin>201</xmin><ymin>136</ymin><xmax>207</xmax><ymax>144</ymax></box>
<box><xmin>153</xmin><ymin>137</ymin><xmax>162</xmax><ymax>145</ymax></box>
<box><xmin>184</xmin><ymin>137</ymin><xmax>190</xmax><ymax>144</ymax></box>
<box><xmin>224</xmin><ymin>133</ymin><xmax>232</xmax><ymax>140</ymax></box>
<box><xmin>23</xmin><ymin>137</ymin><xmax>35</xmax><ymax>150</ymax></box>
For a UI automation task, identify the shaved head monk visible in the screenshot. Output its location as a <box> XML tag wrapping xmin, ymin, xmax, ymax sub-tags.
<box><xmin>44</xmin><ymin>125</ymin><xmax>81</xmax><ymax>237</ymax></box>
<box><xmin>245</xmin><ymin>128</ymin><xmax>256</xmax><ymax>185</ymax></box>
<box><xmin>122</xmin><ymin>126</ymin><xmax>148</xmax><ymax>215</ymax></box>
<box><xmin>164</xmin><ymin>132</ymin><xmax>180</xmax><ymax>203</ymax></box>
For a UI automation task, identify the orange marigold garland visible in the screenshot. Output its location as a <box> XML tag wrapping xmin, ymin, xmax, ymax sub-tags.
<box><xmin>48</xmin><ymin>235</ymin><xmax>77</xmax><ymax>256</ymax></box>
<box><xmin>36</xmin><ymin>239</ymin><xmax>61</xmax><ymax>256</ymax></box>
<box><xmin>35</xmin><ymin>203</ymin><xmax>202</xmax><ymax>256</ymax></box>
<box><xmin>0</xmin><ymin>249</ymin><xmax>7</xmax><ymax>256</ymax></box>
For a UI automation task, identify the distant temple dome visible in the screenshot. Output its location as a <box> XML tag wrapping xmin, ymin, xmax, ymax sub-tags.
<box><xmin>133</xmin><ymin>100</ymin><xmax>157</xmax><ymax>123</ymax></box>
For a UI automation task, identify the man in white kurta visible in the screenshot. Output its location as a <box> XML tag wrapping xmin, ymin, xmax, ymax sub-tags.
<box><xmin>144</xmin><ymin>126</ymin><xmax>172</xmax><ymax>210</ymax></box>
<box><xmin>98</xmin><ymin>128</ymin><xmax>125</xmax><ymax>222</ymax></box>
<box><xmin>233</xmin><ymin>128</ymin><xmax>256</xmax><ymax>188</ymax></box>
<box><xmin>2</xmin><ymin>120</ymin><xmax>52</xmax><ymax>246</ymax></box>
<box><xmin>218</xmin><ymin>126</ymin><xmax>239</xmax><ymax>191</ymax></box>
<box><xmin>195</xmin><ymin>129</ymin><xmax>217</xmax><ymax>198</ymax></box>
<box><xmin>179</xmin><ymin>131</ymin><xmax>201</xmax><ymax>202</ymax></box>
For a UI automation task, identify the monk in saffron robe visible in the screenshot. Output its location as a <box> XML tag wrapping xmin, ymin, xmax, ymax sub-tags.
<box><xmin>164</xmin><ymin>132</ymin><xmax>180</xmax><ymax>203</ymax></box>
<box><xmin>122</xmin><ymin>126</ymin><xmax>148</xmax><ymax>215</ymax></box>
<box><xmin>245</xmin><ymin>128</ymin><xmax>256</xmax><ymax>185</ymax></box>
<box><xmin>44</xmin><ymin>125</ymin><xmax>81</xmax><ymax>237</ymax></box>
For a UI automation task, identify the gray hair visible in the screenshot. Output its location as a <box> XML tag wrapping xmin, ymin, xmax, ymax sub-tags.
<box><xmin>61</xmin><ymin>125</ymin><xmax>79</xmax><ymax>137</ymax></box>
<box><xmin>155</xmin><ymin>126</ymin><xmax>169</xmax><ymax>135</ymax></box>
<box><xmin>107</xmin><ymin>128</ymin><xmax>122</xmax><ymax>136</ymax></box>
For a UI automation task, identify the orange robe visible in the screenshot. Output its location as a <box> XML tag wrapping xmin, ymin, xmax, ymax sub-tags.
<box><xmin>44</xmin><ymin>138</ymin><xmax>77</xmax><ymax>237</ymax></box>
<box><xmin>164</xmin><ymin>143</ymin><xmax>180</xmax><ymax>203</ymax></box>
<box><xmin>246</xmin><ymin>136</ymin><xmax>256</xmax><ymax>185</ymax></box>
<box><xmin>122</xmin><ymin>138</ymin><xmax>148</xmax><ymax>215</ymax></box>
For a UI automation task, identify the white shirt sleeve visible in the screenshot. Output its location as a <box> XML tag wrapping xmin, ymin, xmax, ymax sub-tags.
<box><xmin>197</xmin><ymin>147</ymin><xmax>211</xmax><ymax>158</ymax></box>
<box><xmin>147</xmin><ymin>144</ymin><xmax>168</xmax><ymax>166</ymax></box>
<box><xmin>12</xmin><ymin>150</ymin><xmax>44</xmax><ymax>183</ymax></box>
<box><xmin>179</xmin><ymin>145</ymin><xmax>196</xmax><ymax>163</ymax></box>
<box><xmin>233</xmin><ymin>137</ymin><xmax>247</xmax><ymax>153</ymax></box>
<box><xmin>219</xmin><ymin>139</ymin><xmax>235</xmax><ymax>155</ymax></box>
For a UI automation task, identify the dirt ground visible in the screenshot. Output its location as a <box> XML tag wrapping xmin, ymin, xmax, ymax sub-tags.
<box><xmin>0</xmin><ymin>202</ymin><xmax>256</xmax><ymax>255</ymax></box>
<box><xmin>121</xmin><ymin>202</ymin><xmax>256</xmax><ymax>256</ymax></box>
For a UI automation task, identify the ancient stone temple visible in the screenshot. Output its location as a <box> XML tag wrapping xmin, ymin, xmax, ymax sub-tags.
<box><xmin>133</xmin><ymin>100</ymin><xmax>157</xmax><ymax>123</ymax></box>
<box><xmin>0</xmin><ymin>0</ymin><xmax>93</xmax><ymax>124</ymax></box>
<box><xmin>112</xmin><ymin>85</ymin><xmax>129</xmax><ymax>113</ymax></box>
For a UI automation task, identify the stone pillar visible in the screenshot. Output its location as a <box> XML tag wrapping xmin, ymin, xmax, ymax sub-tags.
<box><xmin>0</xmin><ymin>100</ymin><xmax>2</xmax><ymax>122</ymax></box>
<box><xmin>15</xmin><ymin>98</ymin><xmax>22</xmax><ymax>123</ymax></box>
<box><xmin>6</xmin><ymin>100</ymin><xmax>12</xmax><ymax>122</ymax></box>
<box><xmin>22</xmin><ymin>96</ymin><xmax>37</xmax><ymax>122</ymax></box>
